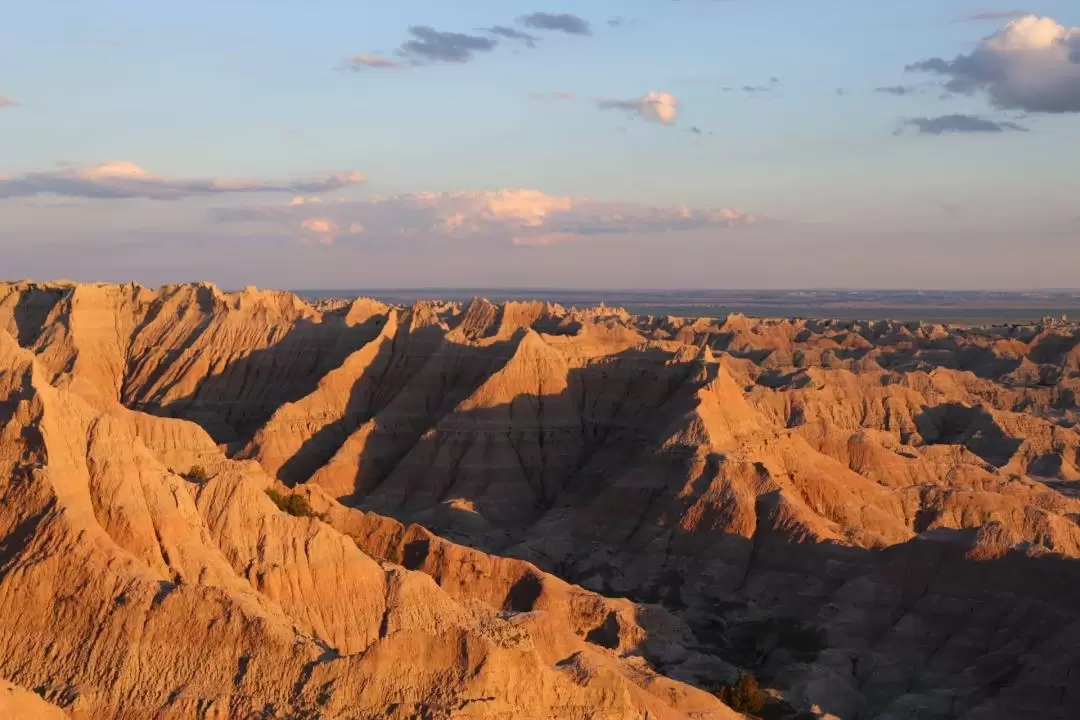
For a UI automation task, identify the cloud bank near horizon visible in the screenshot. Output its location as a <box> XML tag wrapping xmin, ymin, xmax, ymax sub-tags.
<box><xmin>210</xmin><ymin>189</ymin><xmax>754</xmax><ymax>246</ymax></box>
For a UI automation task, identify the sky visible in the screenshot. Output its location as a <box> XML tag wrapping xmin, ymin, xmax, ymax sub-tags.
<box><xmin>1</xmin><ymin>1</ymin><xmax>1078</xmax><ymax>290</ymax></box>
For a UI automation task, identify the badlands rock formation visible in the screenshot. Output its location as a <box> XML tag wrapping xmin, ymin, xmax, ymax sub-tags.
<box><xmin>1</xmin><ymin>280</ymin><xmax>1079</xmax><ymax>719</ymax></box>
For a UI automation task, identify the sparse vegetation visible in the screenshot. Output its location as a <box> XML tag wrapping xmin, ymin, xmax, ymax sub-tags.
<box><xmin>182</xmin><ymin>465</ymin><xmax>210</xmax><ymax>483</ymax></box>
<box><xmin>717</xmin><ymin>672</ymin><xmax>769</xmax><ymax>717</ymax></box>
<box><xmin>265</xmin><ymin>489</ymin><xmax>323</xmax><ymax>520</ymax></box>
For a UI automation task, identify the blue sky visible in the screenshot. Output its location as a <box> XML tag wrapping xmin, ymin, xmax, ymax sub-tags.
<box><xmin>1</xmin><ymin>1</ymin><xmax>1078</xmax><ymax>289</ymax></box>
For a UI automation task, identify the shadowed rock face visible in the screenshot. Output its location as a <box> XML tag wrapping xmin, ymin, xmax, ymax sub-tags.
<box><xmin>1</xmin><ymin>281</ymin><xmax>1079</xmax><ymax>719</ymax></box>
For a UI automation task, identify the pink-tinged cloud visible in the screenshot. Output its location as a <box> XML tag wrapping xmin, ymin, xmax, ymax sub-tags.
<box><xmin>0</xmin><ymin>161</ymin><xmax>366</xmax><ymax>200</ymax></box>
<box><xmin>211</xmin><ymin>188</ymin><xmax>755</xmax><ymax>247</ymax></box>
<box><xmin>597</xmin><ymin>91</ymin><xmax>678</xmax><ymax>125</ymax></box>
<box><xmin>0</xmin><ymin>96</ymin><xmax>17</xmax><ymax>109</ymax></box>
<box><xmin>298</xmin><ymin>217</ymin><xmax>366</xmax><ymax>246</ymax></box>
<box><xmin>344</xmin><ymin>54</ymin><xmax>407</xmax><ymax>70</ymax></box>
<box><xmin>301</xmin><ymin>218</ymin><xmax>337</xmax><ymax>234</ymax></box>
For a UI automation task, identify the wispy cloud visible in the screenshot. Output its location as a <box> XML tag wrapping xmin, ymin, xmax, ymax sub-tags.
<box><xmin>906</xmin><ymin>15</ymin><xmax>1080</xmax><ymax>113</ymax></box>
<box><xmin>742</xmin><ymin>78</ymin><xmax>780</xmax><ymax>94</ymax></box>
<box><xmin>482</xmin><ymin>25</ymin><xmax>538</xmax><ymax>47</ymax></box>
<box><xmin>897</xmin><ymin>114</ymin><xmax>1029</xmax><ymax>134</ymax></box>
<box><xmin>346</xmin><ymin>13</ymin><xmax>593</xmax><ymax>72</ymax></box>
<box><xmin>597</xmin><ymin>91</ymin><xmax>679</xmax><ymax>125</ymax></box>
<box><xmin>529</xmin><ymin>91</ymin><xmax>577</xmax><ymax>101</ymax></box>
<box><xmin>343</xmin><ymin>54</ymin><xmax>407</xmax><ymax>70</ymax></box>
<box><xmin>400</xmin><ymin>25</ymin><xmax>498</xmax><ymax>63</ymax></box>
<box><xmin>519</xmin><ymin>12</ymin><xmax>592</xmax><ymax>36</ymax></box>
<box><xmin>210</xmin><ymin>189</ymin><xmax>754</xmax><ymax>246</ymax></box>
<box><xmin>722</xmin><ymin>78</ymin><xmax>780</xmax><ymax>95</ymax></box>
<box><xmin>957</xmin><ymin>9</ymin><xmax>1032</xmax><ymax>22</ymax></box>
<box><xmin>0</xmin><ymin>161</ymin><xmax>365</xmax><ymax>200</ymax></box>
<box><xmin>874</xmin><ymin>84</ymin><xmax>921</xmax><ymax>96</ymax></box>
<box><xmin>0</xmin><ymin>96</ymin><xmax>17</xmax><ymax>109</ymax></box>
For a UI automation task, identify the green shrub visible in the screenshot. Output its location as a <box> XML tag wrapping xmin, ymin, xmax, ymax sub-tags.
<box><xmin>265</xmin><ymin>489</ymin><xmax>323</xmax><ymax>520</ymax></box>
<box><xmin>183</xmin><ymin>465</ymin><xmax>210</xmax><ymax>483</ymax></box>
<box><xmin>717</xmin><ymin>672</ymin><xmax>768</xmax><ymax>717</ymax></box>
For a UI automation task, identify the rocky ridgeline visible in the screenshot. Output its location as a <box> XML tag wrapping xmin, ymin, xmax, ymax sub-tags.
<box><xmin>1</xmin><ymin>280</ymin><xmax>1079</xmax><ymax>719</ymax></box>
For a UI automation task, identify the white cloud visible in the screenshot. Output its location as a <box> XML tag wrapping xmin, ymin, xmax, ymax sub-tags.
<box><xmin>597</xmin><ymin>91</ymin><xmax>679</xmax><ymax>125</ymax></box>
<box><xmin>0</xmin><ymin>161</ymin><xmax>365</xmax><ymax>200</ymax></box>
<box><xmin>907</xmin><ymin>15</ymin><xmax>1080</xmax><ymax>113</ymax></box>
<box><xmin>211</xmin><ymin>189</ymin><xmax>754</xmax><ymax>247</ymax></box>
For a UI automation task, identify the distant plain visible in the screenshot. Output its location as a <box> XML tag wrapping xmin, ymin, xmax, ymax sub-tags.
<box><xmin>298</xmin><ymin>289</ymin><xmax>1080</xmax><ymax>325</ymax></box>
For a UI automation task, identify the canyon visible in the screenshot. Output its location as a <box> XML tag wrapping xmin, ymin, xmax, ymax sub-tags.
<box><xmin>1</xmin><ymin>280</ymin><xmax>1078</xmax><ymax>719</ymax></box>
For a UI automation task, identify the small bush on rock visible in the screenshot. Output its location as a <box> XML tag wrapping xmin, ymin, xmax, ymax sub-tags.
<box><xmin>265</xmin><ymin>489</ymin><xmax>323</xmax><ymax>520</ymax></box>
<box><xmin>717</xmin><ymin>672</ymin><xmax>768</xmax><ymax>717</ymax></box>
<box><xmin>183</xmin><ymin>465</ymin><xmax>209</xmax><ymax>483</ymax></box>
